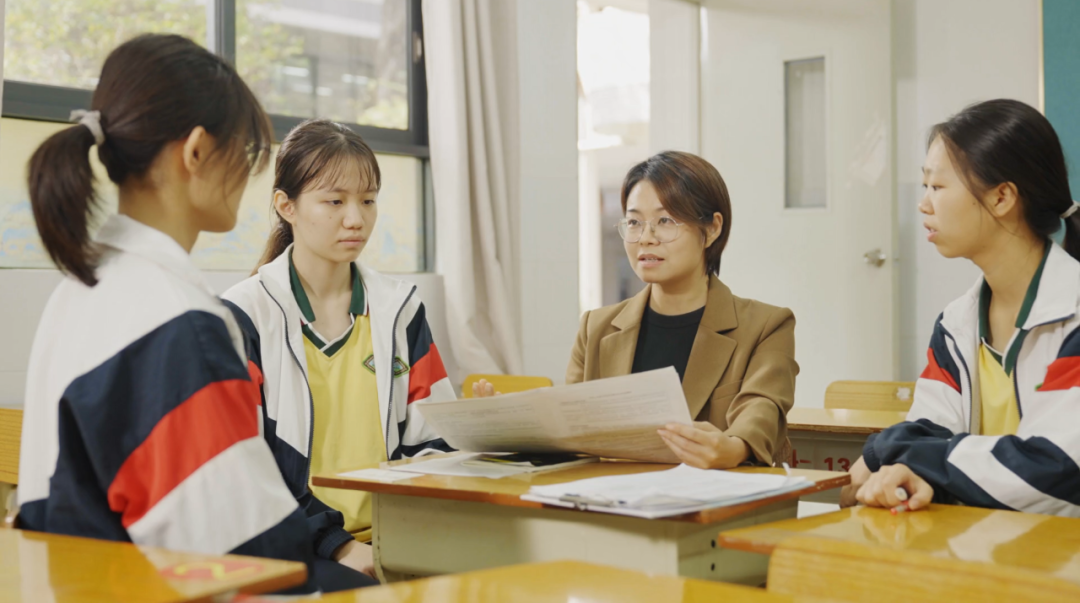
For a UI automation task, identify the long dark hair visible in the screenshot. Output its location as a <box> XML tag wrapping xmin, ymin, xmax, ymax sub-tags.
<box><xmin>621</xmin><ymin>151</ymin><xmax>733</xmax><ymax>275</ymax></box>
<box><xmin>254</xmin><ymin>119</ymin><xmax>381</xmax><ymax>272</ymax></box>
<box><xmin>929</xmin><ymin>99</ymin><xmax>1078</xmax><ymax>260</ymax></box>
<box><xmin>27</xmin><ymin>34</ymin><xmax>273</xmax><ymax>287</ymax></box>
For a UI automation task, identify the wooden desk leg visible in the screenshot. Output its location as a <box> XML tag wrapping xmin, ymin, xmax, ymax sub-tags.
<box><xmin>371</xmin><ymin>493</ymin><xmax>792</xmax><ymax>585</ymax></box>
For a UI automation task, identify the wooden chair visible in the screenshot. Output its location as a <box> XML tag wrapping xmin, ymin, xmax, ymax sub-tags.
<box><xmin>1</xmin><ymin>408</ymin><xmax>22</xmax><ymax>529</ymax></box>
<box><xmin>767</xmin><ymin>536</ymin><xmax>1080</xmax><ymax>602</ymax></box>
<box><xmin>462</xmin><ymin>374</ymin><xmax>554</xmax><ymax>398</ymax></box>
<box><xmin>824</xmin><ymin>381</ymin><xmax>916</xmax><ymax>412</ymax></box>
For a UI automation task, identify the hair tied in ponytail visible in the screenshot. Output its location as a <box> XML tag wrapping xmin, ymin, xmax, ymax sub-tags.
<box><xmin>70</xmin><ymin>110</ymin><xmax>105</xmax><ymax>146</ymax></box>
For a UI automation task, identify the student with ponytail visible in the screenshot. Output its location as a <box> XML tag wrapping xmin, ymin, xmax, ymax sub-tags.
<box><xmin>17</xmin><ymin>34</ymin><xmax>373</xmax><ymax>592</ymax></box>
<box><xmin>223</xmin><ymin>120</ymin><xmax>455</xmax><ymax>578</ymax></box>
<box><xmin>842</xmin><ymin>99</ymin><xmax>1080</xmax><ymax>517</ymax></box>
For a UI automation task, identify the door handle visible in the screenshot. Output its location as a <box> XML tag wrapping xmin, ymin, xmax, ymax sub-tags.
<box><xmin>863</xmin><ymin>248</ymin><xmax>887</xmax><ymax>267</ymax></box>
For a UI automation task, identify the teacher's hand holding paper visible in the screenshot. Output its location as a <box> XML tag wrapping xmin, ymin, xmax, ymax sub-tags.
<box><xmin>472</xmin><ymin>379</ymin><xmax>501</xmax><ymax>398</ymax></box>
<box><xmin>657</xmin><ymin>422</ymin><xmax>750</xmax><ymax>469</ymax></box>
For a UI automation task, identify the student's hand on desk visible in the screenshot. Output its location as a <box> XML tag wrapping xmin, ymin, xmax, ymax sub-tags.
<box><xmin>658</xmin><ymin>422</ymin><xmax>750</xmax><ymax>469</ymax></box>
<box><xmin>855</xmin><ymin>463</ymin><xmax>933</xmax><ymax>511</ymax></box>
<box><xmin>839</xmin><ymin>455</ymin><xmax>872</xmax><ymax>508</ymax></box>
<box><xmin>472</xmin><ymin>379</ymin><xmax>502</xmax><ymax>398</ymax></box>
<box><xmin>334</xmin><ymin>539</ymin><xmax>377</xmax><ymax>579</ymax></box>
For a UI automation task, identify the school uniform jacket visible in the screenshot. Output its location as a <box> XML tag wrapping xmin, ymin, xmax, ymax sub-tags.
<box><xmin>17</xmin><ymin>216</ymin><xmax>314</xmax><ymax>579</ymax></box>
<box><xmin>222</xmin><ymin>246</ymin><xmax>455</xmax><ymax>559</ymax></box>
<box><xmin>865</xmin><ymin>243</ymin><xmax>1080</xmax><ymax>517</ymax></box>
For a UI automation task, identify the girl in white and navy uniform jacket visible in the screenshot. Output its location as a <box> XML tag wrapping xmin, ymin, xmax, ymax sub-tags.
<box><xmin>223</xmin><ymin>120</ymin><xmax>455</xmax><ymax>578</ymax></box>
<box><xmin>844</xmin><ymin>99</ymin><xmax>1080</xmax><ymax>517</ymax></box>
<box><xmin>17</xmin><ymin>34</ymin><xmax>370</xmax><ymax>593</ymax></box>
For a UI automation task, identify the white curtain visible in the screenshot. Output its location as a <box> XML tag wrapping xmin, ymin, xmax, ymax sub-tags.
<box><xmin>422</xmin><ymin>0</ymin><xmax>523</xmax><ymax>380</ymax></box>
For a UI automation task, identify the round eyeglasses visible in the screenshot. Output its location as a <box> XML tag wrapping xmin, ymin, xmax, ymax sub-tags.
<box><xmin>616</xmin><ymin>217</ymin><xmax>687</xmax><ymax>243</ymax></box>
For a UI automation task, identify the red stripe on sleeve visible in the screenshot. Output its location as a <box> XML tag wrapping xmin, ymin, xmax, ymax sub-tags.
<box><xmin>408</xmin><ymin>344</ymin><xmax>449</xmax><ymax>404</ymax></box>
<box><xmin>1040</xmin><ymin>356</ymin><xmax>1080</xmax><ymax>392</ymax></box>
<box><xmin>248</xmin><ymin>360</ymin><xmax>264</xmax><ymax>391</ymax></box>
<box><xmin>107</xmin><ymin>379</ymin><xmax>261</xmax><ymax>528</ymax></box>
<box><xmin>920</xmin><ymin>348</ymin><xmax>960</xmax><ymax>393</ymax></box>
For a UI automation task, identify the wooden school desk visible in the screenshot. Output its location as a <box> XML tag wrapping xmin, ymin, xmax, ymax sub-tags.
<box><xmin>767</xmin><ymin>535</ymin><xmax>1080</xmax><ymax>603</ymax></box>
<box><xmin>786</xmin><ymin>408</ymin><xmax>906</xmax><ymax>503</ymax></box>
<box><xmin>313</xmin><ymin>454</ymin><xmax>848</xmax><ymax>585</ymax></box>
<box><xmin>0</xmin><ymin>528</ymin><xmax>306</xmax><ymax>603</ymax></box>
<box><xmin>293</xmin><ymin>560</ymin><xmax>815</xmax><ymax>603</ymax></box>
<box><xmin>718</xmin><ymin>505</ymin><xmax>1080</xmax><ymax>589</ymax></box>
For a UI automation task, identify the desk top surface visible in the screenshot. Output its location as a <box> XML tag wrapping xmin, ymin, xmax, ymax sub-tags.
<box><xmin>719</xmin><ymin>505</ymin><xmax>1080</xmax><ymax>585</ymax></box>
<box><xmin>293</xmin><ymin>560</ymin><xmax>823</xmax><ymax>603</ymax></box>
<box><xmin>786</xmin><ymin>408</ymin><xmax>908</xmax><ymax>434</ymax></box>
<box><xmin>0</xmin><ymin>528</ymin><xmax>307</xmax><ymax>603</ymax></box>
<box><xmin>312</xmin><ymin>453</ymin><xmax>849</xmax><ymax>524</ymax></box>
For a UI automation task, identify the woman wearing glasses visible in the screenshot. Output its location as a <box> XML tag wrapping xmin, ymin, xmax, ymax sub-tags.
<box><xmin>567</xmin><ymin>151</ymin><xmax>798</xmax><ymax>468</ymax></box>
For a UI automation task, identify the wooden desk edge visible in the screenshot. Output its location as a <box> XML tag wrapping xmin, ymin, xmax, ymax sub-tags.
<box><xmin>787</xmin><ymin>424</ymin><xmax>886</xmax><ymax>434</ymax></box>
<box><xmin>312</xmin><ymin>472</ymin><xmax>850</xmax><ymax>525</ymax></box>
<box><xmin>235</xmin><ymin>567</ymin><xmax>309</xmax><ymax>595</ymax></box>
<box><xmin>717</xmin><ymin>531</ymin><xmax>788</xmax><ymax>555</ymax></box>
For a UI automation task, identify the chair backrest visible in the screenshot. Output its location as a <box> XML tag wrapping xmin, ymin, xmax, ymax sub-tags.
<box><xmin>462</xmin><ymin>374</ymin><xmax>554</xmax><ymax>398</ymax></box>
<box><xmin>824</xmin><ymin>380</ymin><xmax>916</xmax><ymax>412</ymax></box>
<box><xmin>0</xmin><ymin>408</ymin><xmax>21</xmax><ymax>486</ymax></box>
<box><xmin>767</xmin><ymin>536</ymin><xmax>1080</xmax><ymax>603</ymax></box>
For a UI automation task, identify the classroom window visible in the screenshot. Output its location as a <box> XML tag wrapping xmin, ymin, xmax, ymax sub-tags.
<box><xmin>2</xmin><ymin>0</ymin><xmax>207</xmax><ymax>90</ymax></box>
<box><xmin>1</xmin><ymin>0</ymin><xmax>428</xmax><ymax>272</ymax></box>
<box><xmin>577</xmin><ymin>0</ymin><xmax>650</xmax><ymax>310</ymax></box>
<box><xmin>236</xmin><ymin>0</ymin><xmax>410</xmax><ymax>131</ymax></box>
<box><xmin>784</xmin><ymin>57</ymin><xmax>827</xmax><ymax>209</ymax></box>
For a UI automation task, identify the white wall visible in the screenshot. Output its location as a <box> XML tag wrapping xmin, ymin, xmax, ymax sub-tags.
<box><xmin>649</xmin><ymin>0</ymin><xmax>700</xmax><ymax>154</ymax></box>
<box><xmin>0</xmin><ymin>270</ymin><xmax>454</xmax><ymax>406</ymax></box>
<box><xmin>515</xmin><ymin>0</ymin><xmax>581</xmax><ymax>382</ymax></box>
<box><xmin>892</xmin><ymin>0</ymin><xmax>1041</xmax><ymax>378</ymax></box>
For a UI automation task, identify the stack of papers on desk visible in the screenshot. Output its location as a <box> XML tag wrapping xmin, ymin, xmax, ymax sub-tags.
<box><xmin>521</xmin><ymin>465</ymin><xmax>810</xmax><ymax>519</ymax></box>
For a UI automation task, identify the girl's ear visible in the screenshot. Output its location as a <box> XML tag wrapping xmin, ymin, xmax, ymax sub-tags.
<box><xmin>983</xmin><ymin>181</ymin><xmax>1021</xmax><ymax>219</ymax></box>
<box><xmin>273</xmin><ymin>189</ymin><xmax>297</xmax><ymax>225</ymax></box>
<box><xmin>181</xmin><ymin>126</ymin><xmax>212</xmax><ymax>176</ymax></box>
<box><xmin>704</xmin><ymin>212</ymin><xmax>723</xmax><ymax>247</ymax></box>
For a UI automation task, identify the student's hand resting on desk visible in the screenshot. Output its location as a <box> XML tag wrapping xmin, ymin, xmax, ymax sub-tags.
<box><xmin>657</xmin><ymin>422</ymin><xmax>750</xmax><ymax>469</ymax></box>
<box><xmin>839</xmin><ymin>455</ymin><xmax>872</xmax><ymax>508</ymax></box>
<box><xmin>472</xmin><ymin>379</ymin><xmax>501</xmax><ymax>398</ymax></box>
<box><xmin>334</xmin><ymin>540</ymin><xmax>377</xmax><ymax>579</ymax></box>
<box><xmin>855</xmin><ymin>464</ymin><xmax>933</xmax><ymax>511</ymax></box>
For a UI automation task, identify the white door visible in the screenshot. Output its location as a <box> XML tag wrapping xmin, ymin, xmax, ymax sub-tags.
<box><xmin>700</xmin><ymin>0</ymin><xmax>895</xmax><ymax>408</ymax></box>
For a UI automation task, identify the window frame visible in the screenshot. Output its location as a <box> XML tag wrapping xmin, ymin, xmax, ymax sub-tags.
<box><xmin>1</xmin><ymin>0</ymin><xmax>429</xmax><ymax>157</ymax></box>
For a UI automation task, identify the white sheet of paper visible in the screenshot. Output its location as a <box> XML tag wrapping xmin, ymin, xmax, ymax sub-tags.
<box><xmin>390</xmin><ymin>453</ymin><xmax>528</xmax><ymax>479</ymax></box>
<box><xmin>528</xmin><ymin>464</ymin><xmax>806</xmax><ymax>506</ymax></box>
<box><xmin>415</xmin><ymin>368</ymin><xmax>692</xmax><ymax>463</ymax></box>
<box><xmin>336</xmin><ymin>468</ymin><xmax>416</xmax><ymax>483</ymax></box>
<box><xmin>520</xmin><ymin>465</ymin><xmax>810</xmax><ymax>519</ymax></box>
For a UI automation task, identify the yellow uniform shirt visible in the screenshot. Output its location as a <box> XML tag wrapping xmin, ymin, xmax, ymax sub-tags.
<box><xmin>290</xmin><ymin>251</ymin><xmax>384</xmax><ymax>541</ymax></box>
<box><xmin>305</xmin><ymin>316</ymin><xmax>386</xmax><ymax>540</ymax></box>
<box><xmin>978</xmin><ymin>344</ymin><xmax>1021</xmax><ymax>436</ymax></box>
<box><xmin>975</xmin><ymin>245</ymin><xmax>1047</xmax><ymax>437</ymax></box>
